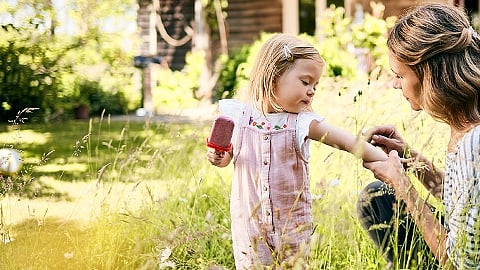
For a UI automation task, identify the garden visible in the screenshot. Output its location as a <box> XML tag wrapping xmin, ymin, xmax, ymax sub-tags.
<box><xmin>0</xmin><ymin>2</ymin><xmax>453</xmax><ymax>270</ymax></box>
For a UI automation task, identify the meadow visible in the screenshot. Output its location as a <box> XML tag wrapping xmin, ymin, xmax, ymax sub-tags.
<box><xmin>0</xmin><ymin>73</ymin><xmax>450</xmax><ymax>269</ymax></box>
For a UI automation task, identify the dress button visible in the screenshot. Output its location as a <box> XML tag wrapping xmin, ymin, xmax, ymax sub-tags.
<box><xmin>264</xmin><ymin>186</ymin><xmax>268</xmax><ymax>191</ymax></box>
<box><xmin>263</xmin><ymin>161</ymin><xmax>268</xmax><ymax>165</ymax></box>
<box><xmin>263</xmin><ymin>135</ymin><xmax>269</xmax><ymax>140</ymax></box>
<box><xmin>266</xmin><ymin>212</ymin><xmax>271</xmax><ymax>216</ymax></box>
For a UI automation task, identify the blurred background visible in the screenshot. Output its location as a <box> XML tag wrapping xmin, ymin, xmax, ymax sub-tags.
<box><xmin>1</xmin><ymin>0</ymin><xmax>479</xmax><ymax>123</ymax></box>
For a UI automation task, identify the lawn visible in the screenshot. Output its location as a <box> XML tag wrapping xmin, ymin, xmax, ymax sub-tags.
<box><xmin>0</xmin><ymin>75</ymin><xmax>450</xmax><ymax>269</ymax></box>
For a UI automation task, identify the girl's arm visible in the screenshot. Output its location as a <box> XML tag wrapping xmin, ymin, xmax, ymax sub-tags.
<box><xmin>308</xmin><ymin>120</ymin><xmax>387</xmax><ymax>162</ymax></box>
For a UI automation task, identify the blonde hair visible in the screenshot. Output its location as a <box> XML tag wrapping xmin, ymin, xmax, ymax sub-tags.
<box><xmin>387</xmin><ymin>3</ymin><xmax>480</xmax><ymax>130</ymax></box>
<box><xmin>248</xmin><ymin>33</ymin><xmax>325</xmax><ymax>114</ymax></box>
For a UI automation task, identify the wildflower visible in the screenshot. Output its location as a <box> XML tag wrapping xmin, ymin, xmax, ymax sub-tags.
<box><xmin>159</xmin><ymin>247</ymin><xmax>176</xmax><ymax>269</ymax></box>
<box><xmin>64</xmin><ymin>252</ymin><xmax>74</xmax><ymax>259</ymax></box>
<box><xmin>329</xmin><ymin>179</ymin><xmax>340</xmax><ymax>187</ymax></box>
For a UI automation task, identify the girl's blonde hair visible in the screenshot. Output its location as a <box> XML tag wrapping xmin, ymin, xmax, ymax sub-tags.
<box><xmin>387</xmin><ymin>3</ymin><xmax>480</xmax><ymax>130</ymax></box>
<box><xmin>248</xmin><ymin>33</ymin><xmax>325</xmax><ymax>114</ymax></box>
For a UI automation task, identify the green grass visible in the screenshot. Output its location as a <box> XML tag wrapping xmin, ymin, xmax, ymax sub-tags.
<box><xmin>0</xmin><ymin>74</ymin><xmax>450</xmax><ymax>269</ymax></box>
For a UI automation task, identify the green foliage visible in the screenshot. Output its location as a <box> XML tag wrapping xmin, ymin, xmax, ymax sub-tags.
<box><xmin>58</xmin><ymin>32</ymin><xmax>140</xmax><ymax>117</ymax></box>
<box><xmin>0</xmin><ymin>0</ymin><xmax>140</xmax><ymax>122</ymax></box>
<box><xmin>0</xmin><ymin>25</ymin><xmax>63</xmax><ymax>122</ymax></box>
<box><xmin>214</xmin><ymin>46</ymin><xmax>250</xmax><ymax>101</ymax></box>
<box><xmin>201</xmin><ymin>0</ymin><xmax>229</xmax><ymax>40</ymax></box>
<box><xmin>69</xmin><ymin>79</ymin><xmax>128</xmax><ymax>117</ymax></box>
<box><xmin>152</xmin><ymin>51</ymin><xmax>201</xmax><ymax>113</ymax></box>
<box><xmin>316</xmin><ymin>6</ymin><xmax>359</xmax><ymax>78</ymax></box>
<box><xmin>350</xmin><ymin>6</ymin><xmax>397</xmax><ymax>70</ymax></box>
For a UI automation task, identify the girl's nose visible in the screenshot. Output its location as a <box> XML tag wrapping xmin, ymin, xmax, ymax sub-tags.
<box><xmin>307</xmin><ymin>88</ymin><xmax>315</xmax><ymax>97</ymax></box>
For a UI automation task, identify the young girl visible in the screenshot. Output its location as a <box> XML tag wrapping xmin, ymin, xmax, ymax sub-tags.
<box><xmin>206</xmin><ymin>33</ymin><xmax>387</xmax><ymax>269</ymax></box>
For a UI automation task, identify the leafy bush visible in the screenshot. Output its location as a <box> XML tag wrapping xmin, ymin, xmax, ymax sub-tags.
<box><xmin>0</xmin><ymin>1</ymin><xmax>140</xmax><ymax>122</ymax></box>
<box><xmin>213</xmin><ymin>46</ymin><xmax>250</xmax><ymax>101</ymax></box>
<box><xmin>58</xmin><ymin>34</ymin><xmax>140</xmax><ymax>118</ymax></box>
<box><xmin>0</xmin><ymin>25</ymin><xmax>63</xmax><ymax>122</ymax></box>
<box><xmin>151</xmin><ymin>51</ymin><xmax>201</xmax><ymax>113</ymax></box>
<box><xmin>69</xmin><ymin>79</ymin><xmax>129</xmax><ymax>117</ymax></box>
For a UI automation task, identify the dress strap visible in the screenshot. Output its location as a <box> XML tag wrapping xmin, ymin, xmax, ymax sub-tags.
<box><xmin>286</xmin><ymin>113</ymin><xmax>298</xmax><ymax>129</ymax></box>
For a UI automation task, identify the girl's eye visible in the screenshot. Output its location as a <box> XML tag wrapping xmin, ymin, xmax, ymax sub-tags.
<box><xmin>301</xmin><ymin>80</ymin><xmax>308</xmax><ymax>85</ymax></box>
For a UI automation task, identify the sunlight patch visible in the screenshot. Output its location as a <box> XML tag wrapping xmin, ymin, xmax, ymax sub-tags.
<box><xmin>64</xmin><ymin>252</ymin><xmax>74</xmax><ymax>259</ymax></box>
<box><xmin>33</xmin><ymin>163</ymin><xmax>88</xmax><ymax>173</ymax></box>
<box><xmin>0</xmin><ymin>130</ymin><xmax>51</xmax><ymax>145</ymax></box>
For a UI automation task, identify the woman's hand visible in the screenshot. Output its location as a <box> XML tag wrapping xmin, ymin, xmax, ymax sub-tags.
<box><xmin>363</xmin><ymin>150</ymin><xmax>411</xmax><ymax>196</ymax></box>
<box><xmin>363</xmin><ymin>125</ymin><xmax>408</xmax><ymax>157</ymax></box>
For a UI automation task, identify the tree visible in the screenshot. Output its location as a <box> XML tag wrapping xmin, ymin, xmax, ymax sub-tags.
<box><xmin>0</xmin><ymin>2</ymin><xmax>63</xmax><ymax>121</ymax></box>
<box><xmin>0</xmin><ymin>0</ymin><xmax>140</xmax><ymax>121</ymax></box>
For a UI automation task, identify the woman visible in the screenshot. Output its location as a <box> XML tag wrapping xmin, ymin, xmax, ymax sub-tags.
<box><xmin>358</xmin><ymin>3</ymin><xmax>480</xmax><ymax>269</ymax></box>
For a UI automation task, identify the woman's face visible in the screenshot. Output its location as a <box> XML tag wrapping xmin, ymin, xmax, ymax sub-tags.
<box><xmin>388</xmin><ymin>50</ymin><xmax>422</xmax><ymax>111</ymax></box>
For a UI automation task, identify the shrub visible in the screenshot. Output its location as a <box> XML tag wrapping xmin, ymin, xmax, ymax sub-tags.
<box><xmin>214</xmin><ymin>46</ymin><xmax>250</xmax><ymax>102</ymax></box>
<box><xmin>151</xmin><ymin>51</ymin><xmax>201</xmax><ymax>113</ymax></box>
<box><xmin>0</xmin><ymin>25</ymin><xmax>63</xmax><ymax>122</ymax></box>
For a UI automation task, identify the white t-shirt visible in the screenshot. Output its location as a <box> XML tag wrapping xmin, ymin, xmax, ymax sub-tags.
<box><xmin>218</xmin><ymin>99</ymin><xmax>324</xmax><ymax>159</ymax></box>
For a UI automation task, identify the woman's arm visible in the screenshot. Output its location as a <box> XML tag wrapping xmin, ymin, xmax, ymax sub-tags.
<box><xmin>308</xmin><ymin>120</ymin><xmax>387</xmax><ymax>162</ymax></box>
<box><xmin>365</xmin><ymin>150</ymin><xmax>451</xmax><ymax>267</ymax></box>
<box><xmin>396</xmin><ymin>173</ymin><xmax>449</xmax><ymax>266</ymax></box>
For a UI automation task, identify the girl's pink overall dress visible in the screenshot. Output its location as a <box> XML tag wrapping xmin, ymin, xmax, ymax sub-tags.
<box><xmin>220</xmin><ymin>100</ymin><xmax>323</xmax><ymax>269</ymax></box>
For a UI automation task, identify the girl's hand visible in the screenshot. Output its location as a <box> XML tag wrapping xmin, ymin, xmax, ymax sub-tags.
<box><xmin>363</xmin><ymin>125</ymin><xmax>407</xmax><ymax>157</ymax></box>
<box><xmin>206</xmin><ymin>147</ymin><xmax>226</xmax><ymax>167</ymax></box>
<box><xmin>363</xmin><ymin>150</ymin><xmax>408</xmax><ymax>192</ymax></box>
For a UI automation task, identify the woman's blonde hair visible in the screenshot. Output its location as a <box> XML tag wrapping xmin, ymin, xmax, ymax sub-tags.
<box><xmin>387</xmin><ymin>3</ymin><xmax>480</xmax><ymax>130</ymax></box>
<box><xmin>248</xmin><ymin>33</ymin><xmax>324</xmax><ymax>114</ymax></box>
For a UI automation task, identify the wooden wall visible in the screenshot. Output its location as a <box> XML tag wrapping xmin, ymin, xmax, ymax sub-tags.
<box><xmin>224</xmin><ymin>0</ymin><xmax>283</xmax><ymax>52</ymax></box>
<box><xmin>137</xmin><ymin>0</ymin><xmax>283</xmax><ymax>69</ymax></box>
<box><xmin>348</xmin><ymin>0</ymin><xmax>453</xmax><ymax>18</ymax></box>
<box><xmin>136</xmin><ymin>0</ymin><xmax>194</xmax><ymax>70</ymax></box>
<box><xmin>155</xmin><ymin>0</ymin><xmax>194</xmax><ymax>70</ymax></box>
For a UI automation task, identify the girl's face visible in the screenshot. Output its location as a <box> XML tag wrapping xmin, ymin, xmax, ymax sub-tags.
<box><xmin>274</xmin><ymin>58</ymin><xmax>323</xmax><ymax>113</ymax></box>
<box><xmin>388</xmin><ymin>50</ymin><xmax>422</xmax><ymax>111</ymax></box>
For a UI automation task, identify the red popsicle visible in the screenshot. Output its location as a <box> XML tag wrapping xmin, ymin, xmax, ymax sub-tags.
<box><xmin>207</xmin><ymin>115</ymin><xmax>235</xmax><ymax>152</ymax></box>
